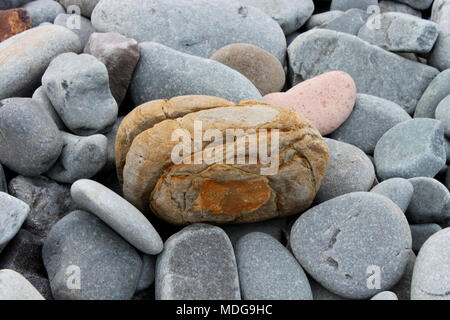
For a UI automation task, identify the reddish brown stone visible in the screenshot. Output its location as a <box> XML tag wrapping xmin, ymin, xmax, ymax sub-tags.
<box><xmin>0</xmin><ymin>9</ymin><xmax>31</xmax><ymax>42</ymax></box>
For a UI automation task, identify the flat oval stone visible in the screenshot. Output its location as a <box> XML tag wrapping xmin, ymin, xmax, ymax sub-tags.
<box><xmin>315</xmin><ymin>139</ymin><xmax>375</xmax><ymax>203</ymax></box>
<box><xmin>429</xmin><ymin>0</ymin><xmax>450</xmax><ymax>71</ymax></box>
<box><xmin>23</xmin><ymin>0</ymin><xmax>65</xmax><ymax>27</ymax></box>
<box><xmin>331</xmin><ymin>94</ymin><xmax>411</xmax><ymax>154</ymax></box>
<box><xmin>291</xmin><ymin>192</ymin><xmax>412</xmax><ymax>299</ymax></box>
<box><xmin>210</xmin><ymin>43</ymin><xmax>285</xmax><ymax>96</ymax></box>
<box><xmin>411</xmin><ymin>227</ymin><xmax>450</xmax><ymax>300</ymax></box>
<box><xmin>71</xmin><ymin>179</ymin><xmax>163</xmax><ymax>255</ymax></box>
<box><xmin>0</xmin><ymin>192</ymin><xmax>30</xmax><ymax>253</ymax></box>
<box><xmin>236</xmin><ymin>232</ymin><xmax>312</xmax><ymax>300</ymax></box>
<box><xmin>0</xmin><ymin>269</ymin><xmax>44</xmax><ymax>300</ymax></box>
<box><xmin>410</xmin><ymin>224</ymin><xmax>442</xmax><ymax>252</ymax></box>
<box><xmin>0</xmin><ymin>24</ymin><xmax>82</xmax><ymax>100</ymax></box>
<box><xmin>42</xmin><ymin>210</ymin><xmax>142</xmax><ymax>300</ymax></box>
<box><xmin>306</xmin><ymin>10</ymin><xmax>345</xmax><ymax>29</ymax></box>
<box><xmin>370</xmin><ymin>291</ymin><xmax>398</xmax><ymax>300</ymax></box>
<box><xmin>374</xmin><ymin>119</ymin><xmax>446</xmax><ymax>180</ymax></box>
<box><xmin>415</xmin><ymin>69</ymin><xmax>450</xmax><ymax>118</ymax></box>
<box><xmin>91</xmin><ymin>0</ymin><xmax>286</xmax><ymax>63</ymax></box>
<box><xmin>435</xmin><ymin>95</ymin><xmax>450</xmax><ymax>138</ymax></box>
<box><xmin>155</xmin><ymin>224</ymin><xmax>240</xmax><ymax>300</ymax></box>
<box><xmin>264</xmin><ymin>71</ymin><xmax>356</xmax><ymax>135</ymax></box>
<box><xmin>370</xmin><ymin>178</ymin><xmax>414</xmax><ymax>212</ymax></box>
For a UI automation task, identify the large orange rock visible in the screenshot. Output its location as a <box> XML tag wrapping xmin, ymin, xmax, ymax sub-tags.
<box><xmin>116</xmin><ymin>95</ymin><xmax>329</xmax><ymax>225</ymax></box>
<box><xmin>0</xmin><ymin>9</ymin><xmax>31</xmax><ymax>42</ymax></box>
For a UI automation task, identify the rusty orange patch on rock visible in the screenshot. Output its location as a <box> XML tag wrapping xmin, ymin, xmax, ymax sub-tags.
<box><xmin>194</xmin><ymin>178</ymin><xmax>271</xmax><ymax>216</ymax></box>
<box><xmin>0</xmin><ymin>9</ymin><xmax>31</xmax><ymax>42</ymax></box>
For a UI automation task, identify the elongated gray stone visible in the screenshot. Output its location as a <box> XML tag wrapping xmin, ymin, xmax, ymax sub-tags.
<box><xmin>0</xmin><ymin>270</ymin><xmax>44</xmax><ymax>300</ymax></box>
<box><xmin>288</xmin><ymin>29</ymin><xmax>439</xmax><ymax>114</ymax></box>
<box><xmin>130</xmin><ymin>42</ymin><xmax>262</xmax><ymax>106</ymax></box>
<box><xmin>429</xmin><ymin>0</ymin><xmax>450</xmax><ymax>71</ymax></box>
<box><xmin>0</xmin><ymin>25</ymin><xmax>82</xmax><ymax>100</ymax></box>
<box><xmin>321</xmin><ymin>8</ymin><xmax>369</xmax><ymax>35</ymax></box>
<box><xmin>156</xmin><ymin>224</ymin><xmax>240</xmax><ymax>300</ymax></box>
<box><xmin>370</xmin><ymin>178</ymin><xmax>414</xmax><ymax>212</ymax></box>
<box><xmin>0</xmin><ymin>192</ymin><xmax>30</xmax><ymax>253</ymax></box>
<box><xmin>306</xmin><ymin>11</ymin><xmax>345</xmax><ymax>30</ymax></box>
<box><xmin>415</xmin><ymin>69</ymin><xmax>450</xmax><ymax>118</ymax></box>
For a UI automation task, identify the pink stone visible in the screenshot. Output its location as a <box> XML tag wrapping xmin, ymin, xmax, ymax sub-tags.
<box><xmin>264</xmin><ymin>71</ymin><xmax>356</xmax><ymax>135</ymax></box>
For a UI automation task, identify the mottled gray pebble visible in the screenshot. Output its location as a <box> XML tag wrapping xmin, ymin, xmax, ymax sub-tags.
<box><xmin>306</xmin><ymin>10</ymin><xmax>345</xmax><ymax>29</ymax></box>
<box><xmin>23</xmin><ymin>0</ymin><xmax>65</xmax><ymax>26</ymax></box>
<box><xmin>415</xmin><ymin>69</ymin><xmax>450</xmax><ymax>119</ymax></box>
<box><xmin>321</xmin><ymin>8</ymin><xmax>369</xmax><ymax>35</ymax></box>
<box><xmin>370</xmin><ymin>178</ymin><xmax>414</xmax><ymax>212</ymax></box>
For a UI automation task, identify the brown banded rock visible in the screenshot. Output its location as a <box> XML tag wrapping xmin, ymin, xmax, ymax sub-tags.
<box><xmin>0</xmin><ymin>8</ymin><xmax>31</xmax><ymax>42</ymax></box>
<box><xmin>117</xmin><ymin>95</ymin><xmax>329</xmax><ymax>225</ymax></box>
<box><xmin>210</xmin><ymin>43</ymin><xmax>285</xmax><ymax>96</ymax></box>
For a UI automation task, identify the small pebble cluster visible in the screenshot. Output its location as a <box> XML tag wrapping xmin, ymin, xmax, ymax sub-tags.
<box><xmin>0</xmin><ymin>0</ymin><xmax>449</xmax><ymax>301</ymax></box>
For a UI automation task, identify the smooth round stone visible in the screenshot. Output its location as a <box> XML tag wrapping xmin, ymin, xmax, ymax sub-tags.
<box><xmin>374</xmin><ymin>119</ymin><xmax>446</xmax><ymax>180</ymax></box>
<box><xmin>58</xmin><ymin>0</ymin><xmax>100</xmax><ymax>18</ymax></box>
<box><xmin>32</xmin><ymin>86</ymin><xmax>65</xmax><ymax>130</ymax></box>
<box><xmin>237</xmin><ymin>0</ymin><xmax>314</xmax><ymax>35</ymax></box>
<box><xmin>210</xmin><ymin>43</ymin><xmax>285</xmax><ymax>96</ymax></box>
<box><xmin>0</xmin><ymin>164</ymin><xmax>6</xmax><ymax>193</ymax></box>
<box><xmin>315</xmin><ymin>139</ymin><xmax>375</xmax><ymax>203</ymax></box>
<box><xmin>46</xmin><ymin>132</ymin><xmax>107</xmax><ymax>184</ymax></box>
<box><xmin>415</xmin><ymin>69</ymin><xmax>450</xmax><ymax>118</ymax></box>
<box><xmin>410</xmin><ymin>224</ymin><xmax>442</xmax><ymax>252</ymax></box>
<box><xmin>370</xmin><ymin>291</ymin><xmax>398</xmax><ymax>300</ymax></box>
<box><xmin>406</xmin><ymin>177</ymin><xmax>450</xmax><ymax>224</ymax></box>
<box><xmin>264</xmin><ymin>71</ymin><xmax>356</xmax><ymax>135</ymax></box>
<box><xmin>0</xmin><ymin>192</ymin><xmax>30</xmax><ymax>253</ymax></box>
<box><xmin>42</xmin><ymin>210</ymin><xmax>142</xmax><ymax>300</ymax></box>
<box><xmin>291</xmin><ymin>192</ymin><xmax>412</xmax><ymax>299</ymax></box>
<box><xmin>136</xmin><ymin>254</ymin><xmax>156</xmax><ymax>293</ymax></box>
<box><xmin>429</xmin><ymin>0</ymin><xmax>450</xmax><ymax>71</ymax></box>
<box><xmin>331</xmin><ymin>94</ymin><xmax>411</xmax><ymax>154</ymax></box>
<box><xmin>411</xmin><ymin>227</ymin><xmax>450</xmax><ymax>300</ymax></box>
<box><xmin>0</xmin><ymin>24</ymin><xmax>82</xmax><ymax>100</ymax></box>
<box><xmin>23</xmin><ymin>0</ymin><xmax>65</xmax><ymax>27</ymax></box>
<box><xmin>0</xmin><ymin>98</ymin><xmax>63</xmax><ymax>176</ymax></box>
<box><xmin>0</xmin><ymin>270</ymin><xmax>44</xmax><ymax>300</ymax></box>
<box><xmin>370</xmin><ymin>178</ymin><xmax>414</xmax><ymax>212</ymax></box>
<box><xmin>320</xmin><ymin>8</ymin><xmax>369</xmax><ymax>36</ymax></box>
<box><xmin>436</xmin><ymin>95</ymin><xmax>450</xmax><ymax>138</ymax></box>
<box><xmin>236</xmin><ymin>232</ymin><xmax>312</xmax><ymax>300</ymax></box>
<box><xmin>54</xmin><ymin>13</ymin><xmax>95</xmax><ymax>47</ymax></box>
<box><xmin>42</xmin><ymin>52</ymin><xmax>118</xmax><ymax>136</ymax></box>
<box><xmin>71</xmin><ymin>179</ymin><xmax>163</xmax><ymax>255</ymax></box>
<box><xmin>306</xmin><ymin>11</ymin><xmax>345</xmax><ymax>30</ymax></box>
<box><xmin>91</xmin><ymin>0</ymin><xmax>286</xmax><ymax>64</ymax></box>
<box><xmin>330</xmin><ymin>0</ymin><xmax>378</xmax><ymax>11</ymax></box>
<box><xmin>156</xmin><ymin>224</ymin><xmax>240</xmax><ymax>300</ymax></box>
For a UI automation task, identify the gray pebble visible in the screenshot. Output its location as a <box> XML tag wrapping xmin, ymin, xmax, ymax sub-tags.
<box><xmin>130</xmin><ymin>42</ymin><xmax>262</xmax><ymax>106</ymax></box>
<box><xmin>23</xmin><ymin>0</ymin><xmax>65</xmax><ymax>27</ymax></box>
<box><xmin>330</xmin><ymin>0</ymin><xmax>379</xmax><ymax>11</ymax></box>
<box><xmin>291</xmin><ymin>192</ymin><xmax>412</xmax><ymax>299</ymax></box>
<box><xmin>32</xmin><ymin>86</ymin><xmax>65</xmax><ymax>130</ymax></box>
<box><xmin>370</xmin><ymin>178</ymin><xmax>414</xmax><ymax>212</ymax></box>
<box><xmin>411</xmin><ymin>227</ymin><xmax>450</xmax><ymax>300</ymax></box>
<box><xmin>331</xmin><ymin>94</ymin><xmax>411</xmax><ymax>153</ymax></box>
<box><xmin>315</xmin><ymin>139</ymin><xmax>375</xmax><ymax>203</ymax></box>
<box><xmin>429</xmin><ymin>0</ymin><xmax>450</xmax><ymax>71</ymax></box>
<box><xmin>58</xmin><ymin>0</ymin><xmax>99</xmax><ymax>18</ymax></box>
<box><xmin>0</xmin><ymin>98</ymin><xmax>63</xmax><ymax>176</ymax></box>
<box><xmin>415</xmin><ymin>69</ymin><xmax>450</xmax><ymax>119</ymax></box>
<box><xmin>406</xmin><ymin>177</ymin><xmax>450</xmax><ymax>224</ymax></box>
<box><xmin>0</xmin><ymin>270</ymin><xmax>44</xmax><ymax>300</ymax></box>
<box><xmin>374</xmin><ymin>119</ymin><xmax>446</xmax><ymax>180</ymax></box>
<box><xmin>136</xmin><ymin>255</ymin><xmax>156</xmax><ymax>293</ymax></box>
<box><xmin>435</xmin><ymin>95</ymin><xmax>450</xmax><ymax>138</ymax></box>
<box><xmin>42</xmin><ymin>210</ymin><xmax>142</xmax><ymax>300</ymax></box>
<box><xmin>288</xmin><ymin>29</ymin><xmax>439</xmax><ymax>114</ymax></box>
<box><xmin>42</xmin><ymin>52</ymin><xmax>118</xmax><ymax>136</ymax></box>
<box><xmin>46</xmin><ymin>132</ymin><xmax>107</xmax><ymax>184</ymax></box>
<box><xmin>156</xmin><ymin>224</ymin><xmax>240</xmax><ymax>300</ymax></box>
<box><xmin>236</xmin><ymin>232</ymin><xmax>312</xmax><ymax>300</ymax></box>
<box><xmin>371</xmin><ymin>291</ymin><xmax>398</xmax><ymax>300</ymax></box>
<box><xmin>379</xmin><ymin>1</ymin><xmax>421</xmax><ymax>17</ymax></box>
<box><xmin>306</xmin><ymin>11</ymin><xmax>345</xmax><ymax>30</ymax></box>
<box><xmin>0</xmin><ymin>192</ymin><xmax>30</xmax><ymax>253</ymax></box>
<box><xmin>54</xmin><ymin>13</ymin><xmax>95</xmax><ymax>48</ymax></box>
<box><xmin>321</xmin><ymin>8</ymin><xmax>369</xmax><ymax>35</ymax></box>
<box><xmin>410</xmin><ymin>224</ymin><xmax>442</xmax><ymax>252</ymax></box>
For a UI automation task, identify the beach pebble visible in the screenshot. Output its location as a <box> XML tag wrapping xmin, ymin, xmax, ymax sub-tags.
<box><xmin>315</xmin><ymin>139</ymin><xmax>375</xmax><ymax>203</ymax></box>
<box><xmin>406</xmin><ymin>177</ymin><xmax>450</xmax><ymax>224</ymax></box>
<box><xmin>84</xmin><ymin>32</ymin><xmax>140</xmax><ymax>106</ymax></box>
<box><xmin>291</xmin><ymin>192</ymin><xmax>412</xmax><ymax>299</ymax></box>
<box><xmin>358</xmin><ymin>13</ymin><xmax>439</xmax><ymax>54</ymax></box>
<box><xmin>379</xmin><ymin>1</ymin><xmax>421</xmax><ymax>17</ymax></box>
<box><xmin>46</xmin><ymin>132</ymin><xmax>107</xmax><ymax>184</ymax></box>
<box><xmin>264</xmin><ymin>71</ymin><xmax>356</xmax><ymax>135</ymax></box>
<box><xmin>0</xmin><ymin>98</ymin><xmax>63</xmax><ymax>176</ymax></box>
<box><xmin>411</xmin><ymin>227</ymin><xmax>450</xmax><ymax>300</ymax></box>
<box><xmin>71</xmin><ymin>179</ymin><xmax>163</xmax><ymax>255</ymax></box>
<box><xmin>330</xmin><ymin>94</ymin><xmax>411</xmax><ymax>154</ymax></box>
<box><xmin>210</xmin><ymin>43</ymin><xmax>285</xmax><ymax>96</ymax></box>
<box><xmin>0</xmin><ymin>192</ymin><xmax>30</xmax><ymax>253</ymax></box>
<box><xmin>391</xmin><ymin>251</ymin><xmax>416</xmax><ymax>300</ymax></box>
<box><xmin>306</xmin><ymin>10</ymin><xmax>345</xmax><ymax>29</ymax></box>
<box><xmin>330</xmin><ymin>0</ymin><xmax>378</xmax><ymax>11</ymax></box>
<box><xmin>156</xmin><ymin>224</ymin><xmax>240</xmax><ymax>300</ymax></box>
<box><xmin>0</xmin><ymin>8</ymin><xmax>31</xmax><ymax>41</ymax></box>
<box><xmin>130</xmin><ymin>42</ymin><xmax>262</xmax><ymax>106</ymax></box>
<box><xmin>429</xmin><ymin>0</ymin><xmax>450</xmax><ymax>71</ymax></box>
<box><xmin>0</xmin><ymin>270</ymin><xmax>44</xmax><ymax>300</ymax></box>
<box><xmin>374</xmin><ymin>119</ymin><xmax>446</xmax><ymax>180</ymax></box>
<box><xmin>42</xmin><ymin>52</ymin><xmax>118</xmax><ymax>135</ymax></box>
<box><xmin>288</xmin><ymin>29</ymin><xmax>439</xmax><ymax>114</ymax></box>
<box><xmin>410</xmin><ymin>224</ymin><xmax>442</xmax><ymax>252</ymax></box>
<box><xmin>371</xmin><ymin>291</ymin><xmax>398</xmax><ymax>300</ymax></box>
<box><xmin>54</xmin><ymin>13</ymin><xmax>95</xmax><ymax>47</ymax></box>
<box><xmin>58</xmin><ymin>0</ymin><xmax>100</xmax><ymax>18</ymax></box>
<box><xmin>8</xmin><ymin>175</ymin><xmax>77</xmax><ymax>238</ymax></box>
<box><xmin>435</xmin><ymin>95</ymin><xmax>450</xmax><ymax>138</ymax></box>
<box><xmin>23</xmin><ymin>0</ymin><xmax>64</xmax><ymax>27</ymax></box>
<box><xmin>236</xmin><ymin>232</ymin><xmax>312</xmax><ymax>300</ymax></box>
<box><xmin>321</xmin><ymin>8</ymin><xmax>369</xmax><ymax>35</ymax></box>
<box><xmin>370</xmin><ymin>178</ymin><xmax>414</xmax><ymax>212</ymax></box>
<box><xmin>91</xmin><ymin>0</ymin><xmax>286</xmax><ymax>63</ymax></box>
<box><xmin>0</xmin><ymin>24</ymin><xmax>82</xmax><ymax>100</ymax></box>
<box><xmin>415</xmin><ymin>69</ymin><xmax>450</xmax><ymax>118</ymax></box>
<box><xmin>42</xmin><ymin>210</ymin><xmax>142</xmax><ymax>300</ymax></box>
<box><xmin>136</xmin><ymin>255</ymin><xmax>156</xmax><ymax>293</ymax></box>
<box><xmin>32</xmin><ymin>86</ymin><xmax>65</xmax><ymax>130</ymax></box>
